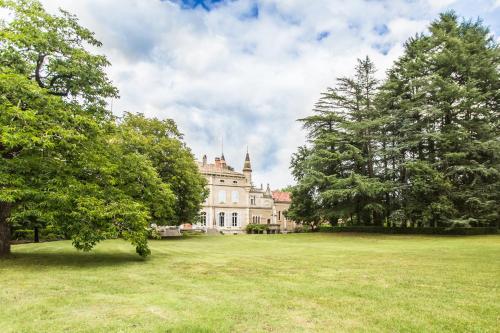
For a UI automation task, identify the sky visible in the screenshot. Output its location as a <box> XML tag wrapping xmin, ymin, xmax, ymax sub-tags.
<box><xmin>36</xmin><ymin>0</ymin><xmax>500</xmax><ymax>189</ymax></box>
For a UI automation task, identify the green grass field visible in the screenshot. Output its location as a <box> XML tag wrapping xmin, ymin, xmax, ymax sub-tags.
<box><xmin>1</xmin><ymin>233</ymin><xmax>499</xmax><ymax>333</ymax></box>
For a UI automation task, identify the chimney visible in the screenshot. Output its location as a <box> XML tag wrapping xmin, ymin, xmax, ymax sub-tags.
<box><xmin>215</xmin><ymin>157</ymin><xmax>221</xmax><ymax>168</ymax></box>
<box><xmin>202</xmin><ymin>154</ymin><xmax>207</xmax><ymax>166</ymax></box>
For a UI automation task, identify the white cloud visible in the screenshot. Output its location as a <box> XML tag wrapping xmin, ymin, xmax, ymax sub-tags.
<box><xmin>35</xmin><ymin>0</ymin><xmax>499</xmax><ymax>188</ymax></box>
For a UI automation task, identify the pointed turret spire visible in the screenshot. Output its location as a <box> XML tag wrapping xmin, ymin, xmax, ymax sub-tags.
<box><xmin>243</xmin><ymin>149</ymin><xmax>252</xmax><ymax>172</ymax></box>
<box><xmin>221</xmin><ymin>137</ymin><xmax>224</xmax><ymax>160</ymax></box>
<box><xmin>242</xmin><ymin>148</ymin><xmax>253</xmax><ymax>185</ymax></box>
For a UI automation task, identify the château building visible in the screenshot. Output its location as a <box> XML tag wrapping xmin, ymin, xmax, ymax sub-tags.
<box><xmin>190</xmin><ymin>151</ymin><xmax>296</xmax><ymax>234</ymax></box>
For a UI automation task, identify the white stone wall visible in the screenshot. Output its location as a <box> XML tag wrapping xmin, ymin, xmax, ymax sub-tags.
<box><xmin>195</xmin><ymin>162</ymin><xmax>288</xmax><ymax>234</ymax></box>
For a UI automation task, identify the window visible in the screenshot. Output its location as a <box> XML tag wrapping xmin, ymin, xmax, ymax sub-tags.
<box><xmin>231</xmin><ymin>191</ymin><xmax>239</xmax><ymax>203</ymax></box>
<box><xmin>220</xmin><ymin>179</ymin><xmax>224</xmax><ymax>183</ymax></box>
<box><xmin>218</xmin><ymin>191</ymin><xmax>226</xmax><ymax>203</ymax></box>
<box><xmin>200</xmin><ymin>212</ymin><xmax>207</xmax><ymax>226</ymax></box>
<box><xmin>233</xmin><ymin>180</ymin><xmax>238</xmax><ymax>184</ymax></box>
<box><xmin>219</xmin><ymin>212</ymin><xmax>225</xmax><ymax>227</ymax></box>
<box><xmin>252</xmin><ymin>216</ymin><xmax>261</xmax><ymax>224</ymax></box>
<box><xmin>250</xmin><ymin>196</ymin><xmax>256</xmax><ymax>205</ymax></box>
<box><xmin>267</xmin><ymin>219</ymin><xmax>271</xmax><ymax>224</ymax></box>
<box><xmin>278</xmin><ymin>211</ymin><xmax>281</xmax><ymax>221</ymax></box>
<box><xmin>232</xmin><ymin>213</ymin><xmax>238</xmax><ymax>227</ymax></box>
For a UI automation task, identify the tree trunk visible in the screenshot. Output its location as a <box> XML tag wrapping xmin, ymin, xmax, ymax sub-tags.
<box><xmin>0</xmin><ymin>202</ymin><xmax>12</xmax><ymax>257</ymax></box>
<box><xmin>34</xmin><ymin>226</ymin><xmax>40</xmax><ymax>243</ymax></box>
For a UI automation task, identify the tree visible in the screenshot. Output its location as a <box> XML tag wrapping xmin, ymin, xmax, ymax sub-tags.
<box><xmin>116</xmin><ymin>113</ymin><xmax>208</xmax><ymax>225</ymax></box>
<box><xmin>292</xmin><ymin>12</ymin><xmax>499</xmax><ymax>229</ymax></box>
<box><xmin>378</xmin><ymin>12</ymin><xmax>500</xmax><ymax>227</ymax></box>
<box><xmin>290</xmin><ymin>57</ymin><xmax>390</xmax><ymax>226</ymax></box>
<box><xmin>0</xmin><ymin>0</ymin><xmax>178</xmax><ymax>256</ymax></box>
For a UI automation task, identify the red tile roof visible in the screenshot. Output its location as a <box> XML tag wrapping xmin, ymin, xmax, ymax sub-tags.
<box><xmin>272</xmin><ymin>191</ymin><xmax>292</xmax><ymax>203</ymax></box>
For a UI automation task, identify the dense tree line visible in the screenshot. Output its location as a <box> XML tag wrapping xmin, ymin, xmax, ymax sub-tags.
<box><xmin>288</xmin><ymin>13</ymin><xmax>499</xmax><ymax>230</ymax></box>
<box><xmin>0</xmin><ymin>0</ymin><xmax>207</xmax><ymax>257</ymax></box>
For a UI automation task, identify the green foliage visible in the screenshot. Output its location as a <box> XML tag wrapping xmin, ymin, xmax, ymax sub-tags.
<box><xmin>330</xmin><ymin>226</ymin><xmax>498</xmax><ymax>235</ymax></box>
<box><xmin>0</xmin><ymin>0</ymin><xmax>206</xmax><ymax>256</ymax></box>
<box><xmin>290</xmin><ymin>57</ymin><xmax>391</xmax><ymax>227</ymax></box>
<box><xmin>116</xmin><ymin>113</ymin><xmax>208</xmax><ymax>225</ymax></box>
<box><xmin>291</xmin><ymin>12</ymin><xmax>500</xmax><ymax>228</ymax></box>
<box><xmin>245</xmin><ymin>223</ymin><xmax>268</xmax><ymax>233</ymax></box>
<box><xmin>0</xmin><ymin>0</ymin><xmax>118</xmax><ymax>105</ymax></box>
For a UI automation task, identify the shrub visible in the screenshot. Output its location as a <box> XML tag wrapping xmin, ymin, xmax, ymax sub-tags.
<box><xmin>294</xmin><ymin>225</ymin><xmax>311</xmax><ymax>233</ymax></box>
<box><xmin>329</xmin><ymin>226</ymin><xmax>498</xmax><ymax>235</ymax></box>
<box><xmin>246</xmin><ymin>224</ymin><xmax>268</xmax><ymax>234</ymax></box>
<box><xmin>12</xmin><ymin>229</ymin><xmax>34</xmax><ymax>240</ymax></box>
<box><xmin>318</xmin><ymin>225</ymin><xmax>334</xmax><ymax>233</ymax></box>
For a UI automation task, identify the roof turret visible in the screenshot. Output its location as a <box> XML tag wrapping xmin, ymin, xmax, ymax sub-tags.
<box><xmin>243</xmin><ymin>151</ymin><xmax>252</xmax><ymax>172</ymax></box>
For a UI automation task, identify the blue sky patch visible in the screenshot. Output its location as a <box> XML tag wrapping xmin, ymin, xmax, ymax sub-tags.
<box><xmin>316</xmin><ymin>31</ymin><xmax>330</xmax><ymax>41</ymax></box>
<box><xmin>240</xmin><ymin>3</ymin><xmax>259</xmax><ymax>20</ymax></box>
<box><xmin>168</xmin><ymin>0</ymin><xmax>227</xmax><ymax>11</ymax></box>
<box><xmin>374</xmin><ymin>23</ymin><xmax>389</xmax><ymax>35</ymax></box>
<box><xmin>372</xmin><ymin>42</ymin><xmax>392</xmax><ymax>55</ymax></box>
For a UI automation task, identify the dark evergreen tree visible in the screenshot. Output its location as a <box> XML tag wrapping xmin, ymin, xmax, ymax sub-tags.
<box><xmin>290</xmin><ymin>57</ymin><xmax>390</xmax><ymax>226</ymax></box>
<box><xmin>378</xmin><ymin>12</ymin><xmax>500</xmax><ymax>227</ymax></box>
<box><xmin>291</xmin><ymin>12</ymin><xmax>499</xmax><ymax>229</ymax></box>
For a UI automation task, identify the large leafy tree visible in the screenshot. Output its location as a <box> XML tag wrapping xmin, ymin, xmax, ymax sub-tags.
<box><xmin>116</xmin><ymin>113</ymin><xmax>208</xmax><ymax>226</ymax></box>
<box><xmin>0</xmin><ymin>0</ymin><xmax>176</xmax><ymax>256</ymax></box>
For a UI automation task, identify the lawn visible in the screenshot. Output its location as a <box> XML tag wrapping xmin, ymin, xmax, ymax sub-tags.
<box><xmin>0</xmin><ymin>233</ymin><xmax>499</xmax><ymax>333</ymax></box>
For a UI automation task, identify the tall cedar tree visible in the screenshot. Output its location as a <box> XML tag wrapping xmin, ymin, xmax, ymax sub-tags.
<box><xmin>378</xmin><ymin>12</ymin><xmax>500</xmax><ymax>227</ymax></box>
<box><xmin>289</xmin><ymin>57</ymin><xmax>390</xmax><ymax>227</ymax></box>
<box><xmin>291</xmin><ymin>12</ymin><xmax>499</xmax><ymax>228</ymax></box>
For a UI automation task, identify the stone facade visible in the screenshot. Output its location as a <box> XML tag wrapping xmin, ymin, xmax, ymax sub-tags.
<box><xmin>190</xmin><ymin>151</ymin><xmax>295</xmax><ymax>234</ymax></box>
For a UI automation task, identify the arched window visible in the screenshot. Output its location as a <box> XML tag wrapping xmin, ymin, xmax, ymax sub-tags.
<box><xmin>231</xmin><ymin>191</ymin><xmax>239</xmax><ymax>203</ymax></box>
<box><xmin>219</xmin><ymin>212</ymin><xmax>225</xmax><ymax>227</ymax></box>
<box><xmin>218</xmin><ymin>191</ymin><xmax>226</xmax><ymax>203</ymax></box>
<box><xmin>199</xmin><ymin>212</ymin><xmax>206</xmax><ymax>226</ymax></box>
<box><xmin>232</xmin><ymin>213</ymin><xmax>238</xmax><ymax>227</ymax></box>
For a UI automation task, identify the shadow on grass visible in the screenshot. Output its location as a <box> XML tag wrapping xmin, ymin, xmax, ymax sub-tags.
<box><xmin>1</xmin><ymin>251</ymin><xmax>145</xmax><ymax>268</ymax></box>
<box><xmin>157</xmin><ymin>235</ymin><xmax>209</xmax><ymax>241</ymax></box>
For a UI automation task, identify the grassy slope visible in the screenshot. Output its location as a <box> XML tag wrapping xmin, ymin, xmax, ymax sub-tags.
<box><xmin>0</xmin><ymin>233</ymin><xmax>499</xmax><ymax>333</ymax></box>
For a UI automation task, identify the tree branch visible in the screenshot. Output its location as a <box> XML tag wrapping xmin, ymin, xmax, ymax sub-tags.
<box><xmin>35</xmin><ymin>53</ymin><xmax>46</xmax><ymax>89</ymax></box>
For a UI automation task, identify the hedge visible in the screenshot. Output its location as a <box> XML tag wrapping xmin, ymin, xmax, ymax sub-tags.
<box><xmin>12</xmin><ymin>227</ymin><xmax>65</xmax><ymax>241</ymax></box>
<box><xmin>319</xmin><ymin>225</ymin><xmax>498</xmax><ymax>235</ymax></box>
<box><xmin>246</xmin><ymin>224</ymin><xmax>269</xmax><ymax>234</ymax></box>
